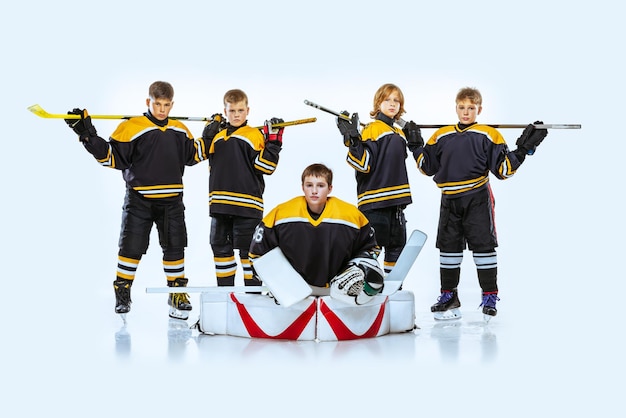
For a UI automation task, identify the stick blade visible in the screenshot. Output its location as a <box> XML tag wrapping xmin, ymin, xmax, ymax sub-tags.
<box><xmin>382</xmin><ymin>229</ymin><xmax>427</xmax><ymax>295</ymax></box>
<box><xmin>27</xmin><ymin>104</ymin><xmax>51</xmax><ymax>118</ymax></box>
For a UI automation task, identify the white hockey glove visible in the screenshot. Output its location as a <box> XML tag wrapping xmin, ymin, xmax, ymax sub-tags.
<box><xmin>330</xmin><ymin>257</ymin><xmax>384</xmax><ymax>305</ymax></box>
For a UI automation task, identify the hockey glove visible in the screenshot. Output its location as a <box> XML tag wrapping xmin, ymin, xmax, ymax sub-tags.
<box><xmin>402</xmin><ymin>120</ymin><xmax>424</xmax><ymax>151</ymax></box>
<box><xmin>65</xmin><ymin>108</ymin><xmax>97</xmax><ymax>143</ymax></box>
<box><xmin>263</xmin><ymin>117</ymin><xmax>284</xmax><ymax>145</ymax></box>
<box><xmin>515</xmin><ymin>121</ymin><xmax>548</xmax><ymax>156</ymax></box>
<box><xmin>336</xmin><ymin>111</ymin><xmax>361</xmax><ymax>147</ymax></box>
<box><xmin>202</xmin><ymin>113</ymin><xmax>224</xmax><ymax>143</ymax></box>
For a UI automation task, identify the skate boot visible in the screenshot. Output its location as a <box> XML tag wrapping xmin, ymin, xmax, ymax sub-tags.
<box><xmin>113</xmin><ymin>279</ymin><xmax>132</xmax><ymax>318</ymax></box>
<box><xmin>480</xmin><ymin>292</ymin><xmax>500</xmax><ymax>322</ymax></box>
<box><xmin>431</xmin><ymin>288</ymin><xmax>462</xmax><ymax>320</ymax></box>
<box><xmin>168</xmin><ymin>278</ymin><xmax>192</xmax><ymax>320</ymax></box>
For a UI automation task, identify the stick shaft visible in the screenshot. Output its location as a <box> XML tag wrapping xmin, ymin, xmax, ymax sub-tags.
<box><xmin>27</xmin><ymin>104</ymin><xmax>316</xmax><ymax>127</ymax></box>
<box><xmin>304</xmin><ymin>100</ymin><xmax>367</xmax><ymax>127</ymax></box>
<box><xmin>303</xmin><ymin>100</ymin><xmax>580</xmax><ymax>129</ymax></box>
<box><xmin>146</xmin><ymin>286</ymin><xmax>268</xmax><ymax>294</ymax></box>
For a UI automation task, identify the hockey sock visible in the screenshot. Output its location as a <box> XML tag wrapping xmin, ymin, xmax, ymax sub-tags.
<box><xmin>215</xmin><ymin>255</ymin><xmax>236</xmax><ymax>286</ymax></box>
<box><xmin>163</xmin><ymin>258</ymin><xmax>185</xmax><ymax>283</ymax></box>
<box><xmin>116</xmin><ymin>254</ymin><xmax>140</xmax><ymax>282</ymax></box>
<box><xmin>383</xmin><ymin>260</ymin><xmax>395</xmax><ymax>275</ymax></box>
<box><xmin>241</xmin><ymin>256</ymin><xmax>253</xmax><ymax>282</ymax></box>
<box><xmin>474</xmin><ymin>251</ymin><xmax>498</xmax><ymax>293</ymax></box>
<box><xmin>440</xmin><ymin>252</ymin><xmax>462</xmax><ymax>290</ymax></box>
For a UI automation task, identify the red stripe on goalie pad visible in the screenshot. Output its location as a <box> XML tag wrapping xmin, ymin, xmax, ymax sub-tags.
<box><xmin>228</xmin><ymin>294</ymin><xmax>317</xmax><ymax>340</ymax></box>
<box><xmin>316</xmin><ymin>295</ymin><xmax>390</xmax><ymax>341</ymax></box>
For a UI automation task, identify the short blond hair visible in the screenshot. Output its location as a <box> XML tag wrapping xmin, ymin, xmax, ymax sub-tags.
<box><xmin>456</xmin><ymin>87</ymin><xmax>482</xmax><ymax>106</ymax></box>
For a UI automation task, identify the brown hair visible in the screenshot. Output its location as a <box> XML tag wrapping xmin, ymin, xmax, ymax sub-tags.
<box><xmin>223</xmin><ymin>89</ymin><xmax>248</xmax><ymax>106</ymax></box>
<box><xmin>301</xmin><ymin>163</ymin><xmax>333</xmax><ymax>186</ymax></box>
<box><xmin>369</xmin><ymin>83</ymin><xmax>406</xmax><ymax>119</ymax></box>
<box><xmin>148</xmin><ymin>81</ymin><xmax>174</xmax><ymax>100</ymax></box>
<box><xmin>456</xmin><ymin>87</ymin><xmax>482</xmax><ymax>105</ymax></box>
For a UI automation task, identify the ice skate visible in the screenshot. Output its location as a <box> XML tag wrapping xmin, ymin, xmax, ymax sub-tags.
<box><xmin>431</xmin><ymin>288</ymin><xmax>462</xmax><ymax>320</ymax></box>
<box><xmin>168</xmin><ymin>278</ymin><xmax>192</xmax><ymax>320</ymax></box>
<box><xmin>480</xmin><ymin>293</ymin><xmax>500</xmax><ymax>322</ymax></box>
<box><xmin>113</xmin><ymin>279</ymin><xmax>132</xmax><ymax>322</ymax></box>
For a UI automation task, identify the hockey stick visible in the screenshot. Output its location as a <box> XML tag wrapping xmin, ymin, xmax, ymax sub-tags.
<box><xmin>382</xmin><ymin>229</ymin><xmax>427</xmax><ymax>295</ymax></box>
<box><xmin>146</xmin><ymin>286</ymin><xmax>268</xmax><ymax>294</ymax></box>
<box><xmin>27</xmin><ymin>104</ymin><xmax>317</xmax><ymax>128</ymax></box>
<box><xmin>304</xmin><ymin>100</ymin><xmax>580</xmax><ymax>129</ymax></box>
<box><xmin>305</xmin><ymin>99</ymin><xmax>408</xmax><ymax>128</ymax></box>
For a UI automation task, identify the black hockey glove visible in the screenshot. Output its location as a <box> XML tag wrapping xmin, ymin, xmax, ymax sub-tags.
<box><xmin>65</xmin><ymin>108</ymin><xmax>97</xmax><ymax>143</ymax></box>
<box><xmin>263</xmin><ymin>117</ymin><xmax>284</xmax><ymax>145</ymax></box>
<box><xmin>202</xmin><ymin>113</ymin><xmax>224</xmax><ymax>143</ymax></box>
<box><xmin>515</xmin><ymin>121</ymin><xmax>548</xmax><ymax>156</ymax></box>
<box><xmin>336</xmin><ymin>111</ymin><xmax>361</xmax><ymax>147</ymax></box>
<box><xmin>402</xmin><ymin>120</ymin><xmax>424</xmax><ymax>151</ymax></box>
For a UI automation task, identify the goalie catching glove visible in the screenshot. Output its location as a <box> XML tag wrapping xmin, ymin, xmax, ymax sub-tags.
<box><xmin>330</xmin><ymin>257</ymin><xmax>384</xmax><ymax>305</ymax></box>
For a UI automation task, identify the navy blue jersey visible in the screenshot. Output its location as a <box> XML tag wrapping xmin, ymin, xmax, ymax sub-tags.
<box><xmin>414</xmin><ymin>123</ymin><xmax>523</xmax><ymax>197</ymax></box>
<box><xmin>249</xmin><ymin>196</ymin><xmax>379</xmax><ymax>287</ymax></box>
<box><xmin>208</xmin><ymin>122</ymin><xmax>281</xmax><ymax>219</ymax></box>
<box><xmin>346</xmin><ymin>116</ymin><xmax>412</xmax><ymax>211</ymax></box>
<box><xmin>82</xmin><ymin>112</ymin><xmax>206</xmax><ymax>201</ymax></box>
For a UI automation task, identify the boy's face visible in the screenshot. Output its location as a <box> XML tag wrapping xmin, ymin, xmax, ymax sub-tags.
<box><xmin>146</xmin><ymin>97</ymin><xmax>173</xmax><ymax>121</ymax></box>
<box><xmin>302</xmin><ymin>175</ymin><xmax>332</xmax><ymax>214</ymax></box>
<box><xmin>379</xmin><ymin>91</ymin><xmax>402</xmax><ymax>119</ymax></box>
<box><xmin>455</xmin><ymin>98</ymin><xmax>482</xmax><ymax>124</ymax></box>
<box><xmin>224</xmin><ymin>100</ymin><xmax>249</xmax><ymax>128</ymax></box>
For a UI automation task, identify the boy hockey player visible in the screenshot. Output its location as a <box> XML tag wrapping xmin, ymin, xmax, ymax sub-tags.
<box><xmin>201</xmin><ymin>89</ymin><xmax>283</xmax><ymax>288</ymax></box>
<box><xmin>64</xmin><ymin>81</ymin><xmax>207</xmax><ymax>320</ymax></box>
<box><xmin>336</xmin><ymin>83</ymin><xmax>413</xmax><ymax>277</ymax></box>
<box><xmin>249</xmin><ymin>163</ymin><xmax>384</xmax><ymax>304</ymax></box>
<box><xmin>406</xmin><ymin>86</ymin><xmax>548</xmax><ymax>320</ymax></box>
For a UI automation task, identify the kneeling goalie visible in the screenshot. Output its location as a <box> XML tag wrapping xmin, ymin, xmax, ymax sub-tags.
<box><xmin>249</xmin><ymin>163</ymin><xmax>384</xmax><ymax>305</ymax></box>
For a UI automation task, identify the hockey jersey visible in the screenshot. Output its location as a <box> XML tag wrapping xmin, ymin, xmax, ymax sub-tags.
<box><xmin>82</xmin><ymin>111</ymin><xmax>207</xmax><ymax>201</ymax></box>
<box><xmin>346</xmin><ymin>114</ymin><xmax>412</xmax><ymax>211</ymax></box>
<box><xmin>414</xmin><ymin>123</ymin><xmax>523</xmax><ymax>197</ymax></box>
<box><xmin>249</xmin><ymin>196</ymin><xmax>380</xmax><ymax>288</ymax></box>
<box><xmin>208</xmin><ymin>122</ymin><xmax>281</xmax><ymax>219</ymax></box>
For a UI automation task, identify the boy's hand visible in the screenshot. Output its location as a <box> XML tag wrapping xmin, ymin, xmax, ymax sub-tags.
<box><xmin>65</xmin><ymin>108</ymin><xmax>97</xmax><ymax>143</ymax></box>
<box><xmin>336</xmin><ymin>111</ymin><xmax>360</xmax><ymax>147</ymax></box>
<box><xmin>202</xmin><ymin>113</ymin><xmax>224</xmax><ymax>143</ymax></box>
<box><xmin>263</xmin><ymin>117</ymin><xmax>284</xmax><ymax>145</ymax></box>
<box><xmin>515</xmin><ymin>121</ymin><xmax>548</xmax><ymax>155</ymax></box>
<box><xmin>403</xmin><ymin>120</ymin><xmax>424</xmax><ymax>151</ymax></box>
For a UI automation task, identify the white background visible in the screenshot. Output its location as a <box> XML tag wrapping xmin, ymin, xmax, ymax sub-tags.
<box><xmin>2</xmin><ymin>1</ymin><xmax>624</xmax><ymax>416</ymax></box>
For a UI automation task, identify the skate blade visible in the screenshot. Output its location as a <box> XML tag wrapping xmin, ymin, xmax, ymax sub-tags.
<box><xmin>118</xmin><ymin>313</ymin><xmax>128</xmax><ymax>324</ymax></box>
<box><xmin>483</xmin><ymin>313</ymin><xmax>496</xmax><ymax>323</ymax></box>
<box><xmin>169</xmin><ymin>307</ymin><xmax>190</xmax><ymax>320</ymax></box>
<box><xmin>433</xmin><ymin>308</ymin><xmax>462</xmax><ymax>321</ymax></box>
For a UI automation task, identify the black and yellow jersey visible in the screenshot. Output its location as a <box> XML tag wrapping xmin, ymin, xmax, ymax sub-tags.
<box><xmin>82</xmin><ymin>111</ymin><xmax>207</xmax><ymax>201</ymax></box>
<box><xmin>346</xmin><ymin>114</ymin><xmax>412</xmax><ymax>211</ymax></box>
<box><xmin>249</xmin><ymin>196</ymin><xmax>379</xmax><ymax>287</ymax></box>
<box><xmin>208</xmin><ymin>122</ymin><xmax>281</xmax><ymax>219</ymax></box>
<box><xmin>414</xmin><ymin>123</ymin><xmax>523</xmax><ymax>197</ymax></box>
